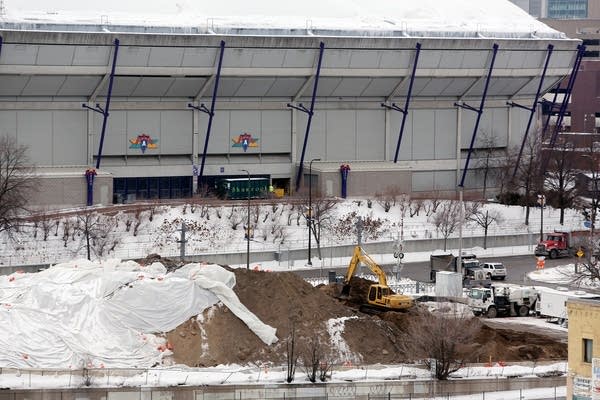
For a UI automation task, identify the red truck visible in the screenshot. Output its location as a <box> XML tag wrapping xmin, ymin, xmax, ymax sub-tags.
<box><xmin>534</xmin><ymin>230</ymin><xmax>589</xmax><ymax>259</ymax></box>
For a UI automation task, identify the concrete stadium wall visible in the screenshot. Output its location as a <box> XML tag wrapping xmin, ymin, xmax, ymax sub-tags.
<box><xmin>28</xmin><ymin>175</ymin><xmax>113</xmax><ymax>209</ymax></box>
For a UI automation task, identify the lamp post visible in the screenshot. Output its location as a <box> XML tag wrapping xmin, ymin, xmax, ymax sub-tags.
<box><xmin>241</xmin><ymin>169</ymin><xmax>250</xmax><ymax>270</ymax></box>
<box><xmin>308</xmin><ymin>158</ymin><xmax>321</xmax><ymax>266</ymax></box>
<box><xmin>537</xmin><ymin>193</ymin><xmax>546</xmax><ymax>243</ymax></box>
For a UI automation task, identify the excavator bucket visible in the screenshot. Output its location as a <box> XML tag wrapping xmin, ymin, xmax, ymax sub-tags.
<box><xmin>339</xmin><ymin>284</ymin><xmax>351</xmax><ymax>299</ymax></box>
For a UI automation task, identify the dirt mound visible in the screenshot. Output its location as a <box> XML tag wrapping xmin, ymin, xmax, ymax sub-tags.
<box><xmin>166</xmin><ymin>269</ymin><xmax>567</xmax><ymax>367</ymax></box>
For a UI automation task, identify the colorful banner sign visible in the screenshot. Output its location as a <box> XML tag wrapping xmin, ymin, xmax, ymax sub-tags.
<box><xmin>232</xmin><ymin>133</ymin><xmax>258</xmax><ymax>152</ymax></box>
<box><xmin>129</xmin><ymin>134</ymin><xmax>158</xmax><ymax>153</ymax></box>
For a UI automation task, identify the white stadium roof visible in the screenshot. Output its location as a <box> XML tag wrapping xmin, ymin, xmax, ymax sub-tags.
<box><xmin>2</xmin><ymin>0</ymin><xmax>566</xmax><ymax>39</ymax></box>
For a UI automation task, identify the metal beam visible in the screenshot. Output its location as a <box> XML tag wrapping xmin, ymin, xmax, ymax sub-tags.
<box><xmin>509</xmin><ymin>44</ymin><xmax>554</xmax><ymax>179</ymax></box>
<box><xmin>288</xmin><ymin>42</ymin><xmax>325</xmax><ymax>193</ymax></box>
<box><xmin>79</xmin><ymin>38</ymin><xmax>120</xmax><ymax>206</ymax></box>
<box><xmin>454</xmin><ymin>43</ymin><xmax>499</xmax><ymax>188</ymax></box>
<box><xmin>540</xmin><ymin>88</ymin><xmax>560</xmax><ymax>141</ymax></box>
<box><xmin>188</xmin><ymin>40</ymin><xmax>226</xmax><ymax>193</ymax></box>
<box><xmin>381</xmin><ymin>42</ymin><xmax>422</xmax><ymax>163</ymax></box>
<box><xmin>0</xmin><ymin>64</ymin><xmax>573</xmax><ymax>79</ymax></box>
<box><xmin>540</xmin><ymin>44</ymin><xmax>586</xmax><ymax>175</ymax></box>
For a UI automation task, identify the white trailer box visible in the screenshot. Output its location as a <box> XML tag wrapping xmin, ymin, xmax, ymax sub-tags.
<box><xmin>536</xmin><ymin>286</ymin><xmax>600</xmax><ymax>322</ymax></box>
<box><xmin>435</xmin><ymin>271</ymin><xmax>462</xmax><ymax>297</ymax></box>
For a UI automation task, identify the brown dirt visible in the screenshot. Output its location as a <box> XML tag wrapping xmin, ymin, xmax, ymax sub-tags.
<box><xmin>165</xmin><ymin>268</ymin><xmax>567</xmax><ymax>367</ymax></box>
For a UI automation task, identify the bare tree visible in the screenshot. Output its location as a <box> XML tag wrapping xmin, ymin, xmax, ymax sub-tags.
<box><xmin>0</xmin><ymin>136</ymin><xmax>37</xmax><ymax>236</ymax></box>
<box><xmin>375</xmin><ymin>186</ymin><xmax>402</xmax><ymax>212</ymax></box>
<box><xmin>579</xmin><ymin>139</ymin><xmax>600</xmax><ymax>247</ymax></box>
<box><xmin>399</xmin><ymin>307</ymin><xmax>481</xmax><ymax>380</ymax></box>
<box><xmin>571</xmin><ymin>259</ymin><xmax>600</xmax><ymax>286</ymax></box>
<box><xmin>545</xmin><ymin>135</ymin><xmax>578</xmax><ymax>225</ymax></box>
<box><xmin>466</xmin><ymin>202</ymin><xmax>504</xmax><ymax>249</ymax></box>
<box><xmin>512</xmin><ymin>131</ymin><xmax>543</xmax><ymax>225</ymax></box>
<box><xmin>75</xmin><ymin>210</ymin><xmax>121</xmax><ymax>260</ymax></box>
<box><xmin>474</xmin><ymin>132</ymin><xmax>500</xmax><ymax>200</ymax></box>
<box><xmin>301</xmin><ymin>337</ymin><xmax>327</xmax><ymax>383</ymax></box>
<box><xmin>430</xmin><ymin>201</ymin><xmax>461</xmax><ymax>251</ymax></box>
<box><xmin>285</xmin><ymin>321</ymin><xmax>299</xmax><ymax>383</ymax></box>
<box><xmin>300</xmin><ymin>191</ymin><xmax>337</xmax><ymax>259</ymax></box>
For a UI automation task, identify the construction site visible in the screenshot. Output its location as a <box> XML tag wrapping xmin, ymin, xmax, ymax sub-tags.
<box><xmin>161</xmin><ymin>258</ymin><xmax>568</xmax><ymax>369</ymax></box>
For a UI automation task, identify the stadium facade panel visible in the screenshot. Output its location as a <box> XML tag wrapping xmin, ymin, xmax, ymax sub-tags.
<box><xmin>0</xmin><ymin>24</ymin><xmax>580</xmax><ymax>206</ymax></box>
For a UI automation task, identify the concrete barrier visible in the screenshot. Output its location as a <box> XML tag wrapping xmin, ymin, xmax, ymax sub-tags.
<box><xmin>0</xmin><ymin>233</ymin><xmax>534</xmax><ymax>274</ymax></box>
<box><xmin>0</xmin><ymin>376</ymin><xmax>566</xmax><ymax>400</ymax></box>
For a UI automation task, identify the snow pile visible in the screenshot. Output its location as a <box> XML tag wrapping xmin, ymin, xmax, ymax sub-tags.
<box><xmin>0</xmin><ymin>259</ymin><xmax>276</xmax><ymax>369</ymax></box>
<box><xmin>326</xmin><ymin>316</ymin><xmax>361</xmax><ymax>364</ymax></box>
<box><xmin>3</xmin><ymin>0</ymin><xmax>564</xmax><ymax>39</ymax></box>
<box><xmin>528</xmin><ymin>263</ymin><xmax>600</xmax><ymax>291</ymax></box>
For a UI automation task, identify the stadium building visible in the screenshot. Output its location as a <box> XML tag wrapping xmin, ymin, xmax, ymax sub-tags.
<box><xmin>0</xmin><ymin>0</ymin><xmax>581</xmax><ymax>207</ymax></box>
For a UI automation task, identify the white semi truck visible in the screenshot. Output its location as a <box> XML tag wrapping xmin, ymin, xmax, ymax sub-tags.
<box><xmin>467</xmin><ymin>284</ymin><xmax>538</xmax><ymax>318</ymax></box>
<box><xmin>535</xmin><ymin>286</ymin><xmax>600</xmax><ymax>326</ymax></box>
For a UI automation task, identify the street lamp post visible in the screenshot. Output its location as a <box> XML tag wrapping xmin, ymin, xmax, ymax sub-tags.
<box><xmin>241</xmin><ymin>169</ymin><xmax>250</xmax><ymax>270</ymax></box>
<box><xmin>308</xmin><ymin>158</ymin><xmax>321</xmax><ymax>266</ymax></box>
<box><xmin>538</xmin><ymin>193</ymin><xmax>546</xmax><ymax>243</ymax></box>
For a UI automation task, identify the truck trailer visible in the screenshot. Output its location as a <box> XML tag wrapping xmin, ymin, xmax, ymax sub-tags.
<box><xmin>535</xmin><ymin>286</ymin><xmax>600</xmax><ymax>325</ymax></box>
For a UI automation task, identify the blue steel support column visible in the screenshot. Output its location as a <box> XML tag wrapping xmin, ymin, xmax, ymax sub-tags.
<box><xmin>381</xmin><ymin>42</ymin><xmax>421</xmax><ymax>163</ymax></box>
<box><xmin>288</xmin><ymin>42</ymin><xmax>325</xmax><ymax>193</ymax></box>
<box><xmin>81</xmin><ymin>38</ymin><xmax>120</xmax><ymax>206</ymax></box>
<box><xmin>509</xmin><ymin>44</ymin><xmax>554</xmax><ymax>178</ymax></box>
<box><xmin>547</xmin><ymin>45</ymin><xmax>585</xmax><ymax>149</ymax></box>
<box><xmin>454</xmin><ymin>43</ymin><xmax>499</xmax><ymax>188</ymax></box>
<box><xmin>541</xmin><ymin>45</ymin><xmax>585</xmax><ymax>174</ymax></box>
<box><xmin>0</xmin><ymin>35</ymin><xmax>3</xmax><ymax>57</ymax></box>
<box><xmin>188</xmin><ymin>40</ymin><xmax>226</xmax><ymax>193</ymax></box>
<box><xmin>541</xmin><ymin>86</ymin><xmax>560</xmax><ymax>140</ymax></box>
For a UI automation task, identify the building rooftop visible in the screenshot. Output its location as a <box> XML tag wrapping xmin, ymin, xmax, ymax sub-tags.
<box><xmin>1</xmin><ymin>0</ymin><xmax>566</xmax><ymax>40</ymax></box>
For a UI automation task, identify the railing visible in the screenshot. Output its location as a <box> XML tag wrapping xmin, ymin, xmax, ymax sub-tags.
<box><xmin>0</xmin><ymin>361</ymin><xmax>567</xmax><ymax>390</ymax></box>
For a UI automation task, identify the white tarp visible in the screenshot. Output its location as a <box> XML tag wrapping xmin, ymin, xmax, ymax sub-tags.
<box><xmin>0</xmin><ymin>259</ymin><xmax>277</xmax><ymax>369</ymax></box>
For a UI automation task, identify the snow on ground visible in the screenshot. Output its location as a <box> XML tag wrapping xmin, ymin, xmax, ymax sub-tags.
<box><xmin>326</xmin><ymin>316</ymin><xmax>361</xmax><ymax>364</ymax></box>
<box><xmin>0</xmin><ymin>359</ymin><xmax>569</xmax><ymax>390</ymax></box>
<box><xmin>480</xmin><ymin>315</ymin><xmax>568</xmax><ymax>333</ymax></box>
<box><xmin>528</xmin><ymin>262</ymin><xmax>600</xmax><ymax>291</ymax></box>
<box><xmin>0</xmin><ymin>199</ymin><xmax>586</xmax><ymax>268</ymax></box>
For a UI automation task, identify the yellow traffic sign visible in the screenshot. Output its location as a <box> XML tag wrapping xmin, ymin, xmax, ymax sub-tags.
<box><xmin>576</xmin><ymin>249</ymin><xmax>584</xmax><ymax>258</ymax></box>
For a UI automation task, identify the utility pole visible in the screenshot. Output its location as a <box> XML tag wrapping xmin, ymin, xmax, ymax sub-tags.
<box><xmin>241</xmin><ymin>169</ymin><xmax>250</xmax><ymax>270</ymax></box>
<box><xmin>177</xmin><ymin>222</ymin><xmax>187</xmax><ymax>263</ymax></box>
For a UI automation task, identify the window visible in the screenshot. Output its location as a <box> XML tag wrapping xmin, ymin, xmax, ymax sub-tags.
<box><xmin>583</xmin><ymin>338</ymin><xmax>593</xmax><ymax>363</ymax></box>
<box><xmin>548</xmin><ymin>0</ymin><xmax>588</xmax><ymax>19</ymax></box>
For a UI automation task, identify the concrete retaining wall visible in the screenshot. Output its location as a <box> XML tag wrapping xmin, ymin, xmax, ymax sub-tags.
<box><xmin>0</xmin><ymin>233</ymin><xmax>534</xmax><ymax>274</ymax></box>
<box><xmin>0</xmin><ymin>376</ymin><xmax>566</xmax><ymax>400</ymax></box>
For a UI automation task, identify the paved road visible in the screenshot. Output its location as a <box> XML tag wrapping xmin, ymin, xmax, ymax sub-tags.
<box><xmin>295</xmin><ymin>253</ymin><xmax>586</xmax><ymax>290</ymax></box>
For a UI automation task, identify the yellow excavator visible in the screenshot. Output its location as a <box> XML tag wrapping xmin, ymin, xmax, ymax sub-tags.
<box><xmin>339</xmin><ymin>246</ymin><xmax>414</xmax><ymax>313</ymax></box>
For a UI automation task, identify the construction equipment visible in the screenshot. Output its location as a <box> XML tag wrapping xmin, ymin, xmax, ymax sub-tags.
<box><xmin>467</xmin><ymin>284</ymin><xmax>538</xmax><ymax>318</ymax></box>
<box><xmin>429</xmin><ymin>253</ymin><xmax>490</xmax><ymax>287</ymax></box>
<box><xmin>534</xmin><ymin>230</ymin><xmax>588</xmax><ymax>259</ymax></box>
<box><xmin>339</xmin><ymin>246</ymin><xmax>413</xmax><ymax>313</ymax></box>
